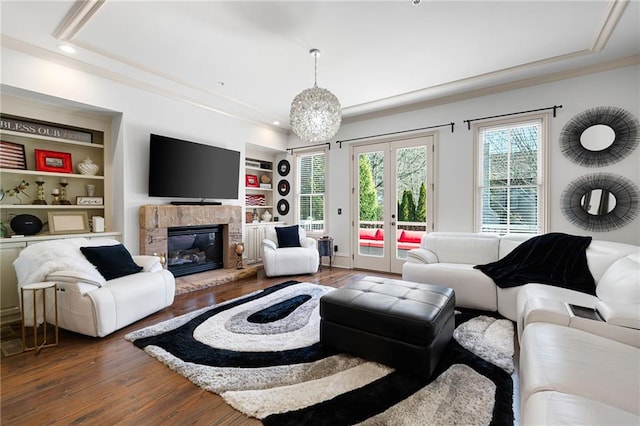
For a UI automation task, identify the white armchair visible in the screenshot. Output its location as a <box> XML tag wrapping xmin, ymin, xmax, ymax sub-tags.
<box><xmin>14</xmin><ymin>238</ymin><xmax>175</xmax><ymax>337</ymax></box>
<box><xmin>262</xmin><ymin>225</ymin><xmax>319</xmax><ymax>277</ymax></box>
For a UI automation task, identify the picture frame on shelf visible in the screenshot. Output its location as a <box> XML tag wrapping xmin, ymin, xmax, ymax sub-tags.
<box><xmin>47</xmin><ymin>211</ymin><xmax>89</xmax><ymax>235</ymax></box>
<box><xmin>76</xmin><ymin>196</ymin><xmax>104</xmax><ymax>206</ymax></box>
<box><xmin>35</xmin><ymin>149</ymin><xmax>73</xmax><ymax>173</ymax></box>
<box><xmin>245</xmin><ymin>174</ymin><xmax>259</xmax><ymax>187</ymax></box>
<box><xmin>0</xmin><ymin>141</ymin><xmax>27</xmax><ymax>170</ymax></box>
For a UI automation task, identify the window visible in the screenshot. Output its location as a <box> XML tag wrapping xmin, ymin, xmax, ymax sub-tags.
<box><xmin>296</xmin><ymin>150</ymin><xmax>326</xmax><ymax>234</ymax></box>
<box><xmin>475</xmin><ymin>115</ymin><xmax>547</xmax><ymax>234</ymax></box>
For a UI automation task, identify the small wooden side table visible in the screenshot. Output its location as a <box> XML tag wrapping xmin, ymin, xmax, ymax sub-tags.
<box><xmin>317</xmin><ymin>236</ymin><xmax>334</xmax><ymax>269</ymax></box>
<box><xmin>21</xmin><ymin>282</ymin><xmax>58</xmax><ymax>354</ymax></box>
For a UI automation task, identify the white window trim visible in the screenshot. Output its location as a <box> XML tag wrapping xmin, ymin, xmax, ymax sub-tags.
<box><xmin>472</xmin><ymin>112</ymin><xmax>549</xmax><ymax>234</ymax></box>
<box><xmin>294</xmin><ymin>147</ymin><xmax>329</xmax><ymax>238</ymax></box>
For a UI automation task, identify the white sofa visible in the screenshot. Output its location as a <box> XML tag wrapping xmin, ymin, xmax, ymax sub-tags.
<box><xmin>262</xmin><ymin>225</ymin><xmax>319</xmax><ymax>277</ymax></box>
<box><xmin>14</xmin><ymin>238</ymin><xmax>175</xmax><ymax>337</ymax></box>
<box><xmin>402</xmin><ymin>232</ymin><xmax>639</xmax><ymax>321</ymax></box>
<box><xmin>402</xmin><ymin>232</ymin><xmax>640</xmax><ymax>425</ymax></box>
<box><xmin>520</xmin><ymin>322</ymin><xmax>639</xmax><ymax>425</ymax></box>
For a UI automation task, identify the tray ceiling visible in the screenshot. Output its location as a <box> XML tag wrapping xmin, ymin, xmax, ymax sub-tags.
<box><xmin>1</xmin><ymin>0</ymin><xmax>638</xmax><ymax>131</ymax></box>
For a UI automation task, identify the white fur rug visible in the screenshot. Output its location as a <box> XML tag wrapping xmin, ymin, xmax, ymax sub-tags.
<box><xmin>126</xmin><ymin>281</ymin><xmax>515</xmax><ymax>425</ymax></box>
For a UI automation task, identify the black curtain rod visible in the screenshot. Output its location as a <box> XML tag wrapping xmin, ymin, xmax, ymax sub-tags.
<box><xmin>463</xmin><ymin>105</ymin><xmax>562</xmax><ymax>130</ymax></box>
<box><xmin>336</xmin><ymin>122</ymin><xmax>455</xmax><ymax>148</ymax></box>
<box><xmin>287</xmin><ymin>142</ymin><xmax>330</xmax><ymax>155</ymax></box>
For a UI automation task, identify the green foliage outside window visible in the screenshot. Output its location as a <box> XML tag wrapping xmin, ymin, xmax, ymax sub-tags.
<box><xmin>359</xmin><ymin>154</ymin><xmax>381</xmax><ymax>221</ymax></box>
<box><xmin>359</xmin><ymin>147</ymin><xmax>428</xmax><ymax>224</ymax></box>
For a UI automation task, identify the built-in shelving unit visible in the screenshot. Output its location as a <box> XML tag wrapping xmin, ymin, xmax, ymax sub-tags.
<box><xmin>0</xmin><ymin>95</ymin><xmax>117</xmax><ymax>325</ymax></box>
<box><xmin>244</xmin><ymin>157</ymin><xmax>278</xmax><ymax>264</ymax></box>
<box><xmin>1</xmin><ymin>127</ymin><xmax>107</xmax><ymax>231</ymax></box>
<box><xmin>244</xmin><ymin>158</ymin><xmax>274</xmax><ymax>224</ymax></box>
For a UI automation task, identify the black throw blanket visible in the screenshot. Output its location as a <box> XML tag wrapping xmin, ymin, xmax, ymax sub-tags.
<box><xmin>474</xmin><ymin>232</ymin><xmax>596</xmax><ymax>295</ymax></box>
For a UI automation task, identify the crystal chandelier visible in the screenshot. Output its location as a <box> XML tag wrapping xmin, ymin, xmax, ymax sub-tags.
<box><xmin>289</xmin><ymin>49</ymin><xmax>342</xmax><ymax>143</ymax></box>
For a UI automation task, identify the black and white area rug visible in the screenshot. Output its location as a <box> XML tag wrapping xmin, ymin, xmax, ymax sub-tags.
<box><xmin>126</xmin><ymin>281</ymin><xmax>515</xmax><ymax>425</ymax></box>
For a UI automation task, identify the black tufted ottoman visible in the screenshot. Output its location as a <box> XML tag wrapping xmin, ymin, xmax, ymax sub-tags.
<box><xmin>320</xmin><ymin>276</ymin><xmax>455</xmax><ymax>377</ymax></box>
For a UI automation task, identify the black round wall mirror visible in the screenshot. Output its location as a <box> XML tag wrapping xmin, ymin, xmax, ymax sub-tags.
<box><xmin>277</xmin><ymin>159</ymin><xmax>290</xmax><ymax>176</ymax></box>
<box><xmin>561</xmin><ymin>173</ymin><xmax>640</xmax><ymax>232</ymax></box>
<box><xmin>277</xmin><ymin>179</ymin><xmax>290</xmax><ymax>196</ymax></box>
<box><xmin>277</xmin><ymin>199</ymin><xmax>290</xmax><ymax>215</ymax></box>
<box><xmin>580</xmin><ymin>189</ymin><xmax>617</xmax><ymax>216</ymax></box>
<box><xmin>559</xmin><ymin>106</ymin><xmax>640</xmax><ymax>167</ymax></box>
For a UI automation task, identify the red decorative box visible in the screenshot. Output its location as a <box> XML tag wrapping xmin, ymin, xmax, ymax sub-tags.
<box><xmin>245</xmin><ymin>174</ymin><xmax>259</xmax><ymax>187</ymax></box>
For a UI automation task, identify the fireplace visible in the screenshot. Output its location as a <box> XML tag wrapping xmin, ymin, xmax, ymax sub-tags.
<box><xmin>140</xmin><ymin>205</ymin><xmax>243</xmax><ymax>276</ymax></box>
<box><xmin>167</xmin><ymin>225</ymin><xmax>223</xmax><ymax>277</ymax></box>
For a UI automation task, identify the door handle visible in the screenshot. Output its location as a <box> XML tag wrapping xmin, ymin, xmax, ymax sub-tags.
<box><xmin>390</xmin><ymin>222</ymin><xmax>396</xmax><ymax>226</ymax></box>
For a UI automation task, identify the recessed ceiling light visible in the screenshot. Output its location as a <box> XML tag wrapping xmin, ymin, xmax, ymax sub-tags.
<box><xmin>58</xmin><ymin>44</ymin><xmax>76</xmax><ymax>54</ymax></box>
<box><xmin>273</xmin><ymin>121</ymin><xmax>280</xmax><ymax>126</ymax></box>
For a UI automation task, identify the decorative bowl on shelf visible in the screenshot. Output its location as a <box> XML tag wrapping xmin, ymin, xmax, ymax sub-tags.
<box><xmin>77</xmin><ymin>157</ymin><xmax>99</xmax><ymax>176</ymax></box>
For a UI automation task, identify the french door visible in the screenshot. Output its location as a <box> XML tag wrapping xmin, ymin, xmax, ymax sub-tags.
<box><xmin>352</xmin><ymin>135</ymin><xmax>435</xmax><ymax>274</ymax></box>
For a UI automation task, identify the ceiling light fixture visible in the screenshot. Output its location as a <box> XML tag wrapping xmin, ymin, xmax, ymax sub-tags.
<box><xmin>289</xmin><ymin>49</ymin><xmax>341</xmax><ymax>143</ymax></box>
<box><xmin>57</xmin><ymin>44</ymin><xmax>76</xmax><ymax>54</ymax></box>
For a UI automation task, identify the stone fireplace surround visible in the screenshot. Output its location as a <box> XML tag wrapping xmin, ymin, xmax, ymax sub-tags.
<box><xmin>140</xmin><ymin>205</ymin><xmax>256</xmax><ymax>293</ymax></box>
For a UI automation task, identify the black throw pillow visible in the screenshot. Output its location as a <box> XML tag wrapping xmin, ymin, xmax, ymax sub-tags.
<box><xmin>80</xmin><ymin>244</ymin><xmax>143</xmax><ymax>281</ymax></box>
<box><xmin>275</xmin><ymin>225</ymin><xmax>301</xmax><ymax>248</ymax></box>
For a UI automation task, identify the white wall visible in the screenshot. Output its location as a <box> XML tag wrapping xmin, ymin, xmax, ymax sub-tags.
<box><xmin>310</xmin><ymin>65</ymin><xmax>640</xmax><ymax>261</ymax></box>
<box><xmin>1</xmin><ymin>47</ymin><xmax>289</xmax><ymax>252</ymax></box>
<box><xmin>2</xmin><ymin>46</ymin><xmax>638</xmax><ymax>256</ymax></box>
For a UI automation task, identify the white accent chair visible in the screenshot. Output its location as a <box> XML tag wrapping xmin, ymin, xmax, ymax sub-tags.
<box><xmin>262</xmin><ymin>225</ymin><xmax>319</xmax><ymax>277</ymax></box>
<box><xmin>14</xmin><ymin>238</ymin><xmax>175</xmax><ymax>337</ymax></box>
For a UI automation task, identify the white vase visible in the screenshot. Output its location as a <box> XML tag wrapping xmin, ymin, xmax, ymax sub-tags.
<box><xmin>261</xmin><ymin>210</ymin><xmax>272</xmax><ymax>222</ymax></box>
<box><xmin>77</xmin><ymin>157</ymin><xmax>99</xmax><ymax>176</ymax></box>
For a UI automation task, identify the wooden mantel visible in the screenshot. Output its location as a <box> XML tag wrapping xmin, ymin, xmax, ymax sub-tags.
<box><xmin>139</xmin><ymin>204</ymin><xmax>243</xmax><ymax>269</ymax></box>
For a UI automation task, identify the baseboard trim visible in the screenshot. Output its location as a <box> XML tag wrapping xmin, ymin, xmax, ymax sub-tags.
<box><xmin>1</xmin><ymin>306</ymin><xmax>21</xmax><ymax>326</ymax></box>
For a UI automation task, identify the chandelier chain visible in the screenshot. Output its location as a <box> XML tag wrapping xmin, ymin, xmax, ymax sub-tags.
<box><xmin>314</xmin><ymin>52</ymin><xmax>318</xmax><ymax>87</ymax></box>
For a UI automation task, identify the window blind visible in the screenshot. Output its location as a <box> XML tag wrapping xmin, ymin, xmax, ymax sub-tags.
<box><xmin>297</xmin><ymin>152</ymin><xmax>326</xmax><ymax>232</ymax></box>
<box><xmin>478</xmin><ymin>120</ymin><xmax>542</xmax><ymax>234</ymax></box>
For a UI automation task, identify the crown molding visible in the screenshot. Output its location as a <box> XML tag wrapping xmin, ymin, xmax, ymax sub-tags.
<box><xmin>591</xmin><ymin>0</ymin><xmax>629</xmax><ymax>52</ymax></box>
<box><xmin>53</xmin><ymin>0</ymin><xmax>105</xmax><ymax>41</ymax></box>
<box><xmin>5</xmin><ymin>0</ymin><xmax>635</xmax><ymax>132</ymax></box>
<box><xmin>0</xmin><ymin>35</ymin><xmax>288</xmax><ymax>136</ymax></box>
<box><xmin>343</xmin><ymin>0</ymin><xmax>632</xmax><ymax>120</ymax></box>
<box><xmin>343</xmin><ymin>55</ymin><xmax>640</xmax><ymax>124</ymax></box>
<box><xmin>51</xmin><ymin>1</ymin><xmax>285</xmax><ymax>127</ymax></box>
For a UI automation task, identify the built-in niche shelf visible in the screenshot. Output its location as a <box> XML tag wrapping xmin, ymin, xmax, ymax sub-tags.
<box><xmin>0</xmin><ymin>120</ymin><xmax>108</xmax><ymax>239</ymax></box>
<box><xmin>0</xmin><ymin>95</ymin><xmax>115</xmax><ymax>326</ymax></box>
<box><xmin>245</xmin><ymin>159</ymin><xmax>274</xmax><ymax>224</ymax></box>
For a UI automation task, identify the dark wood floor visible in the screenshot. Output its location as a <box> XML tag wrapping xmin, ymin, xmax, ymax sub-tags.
<box><xmin>1</xmin><ymin>268</ymin><xmax>400</xmax><ymax>425</ymax></box>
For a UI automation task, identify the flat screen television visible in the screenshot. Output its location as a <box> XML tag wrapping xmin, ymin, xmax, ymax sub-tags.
<box><xmin>148</xmin><ymin>134</ymin><xmax>240</xmax><ymax>201</ymax></box>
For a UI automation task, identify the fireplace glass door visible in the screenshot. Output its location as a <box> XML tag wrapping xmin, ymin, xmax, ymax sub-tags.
<box><xmin>167</xmin><ymin>225</ymin><xmax>223</xmax><ymax>277</ymax></box>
